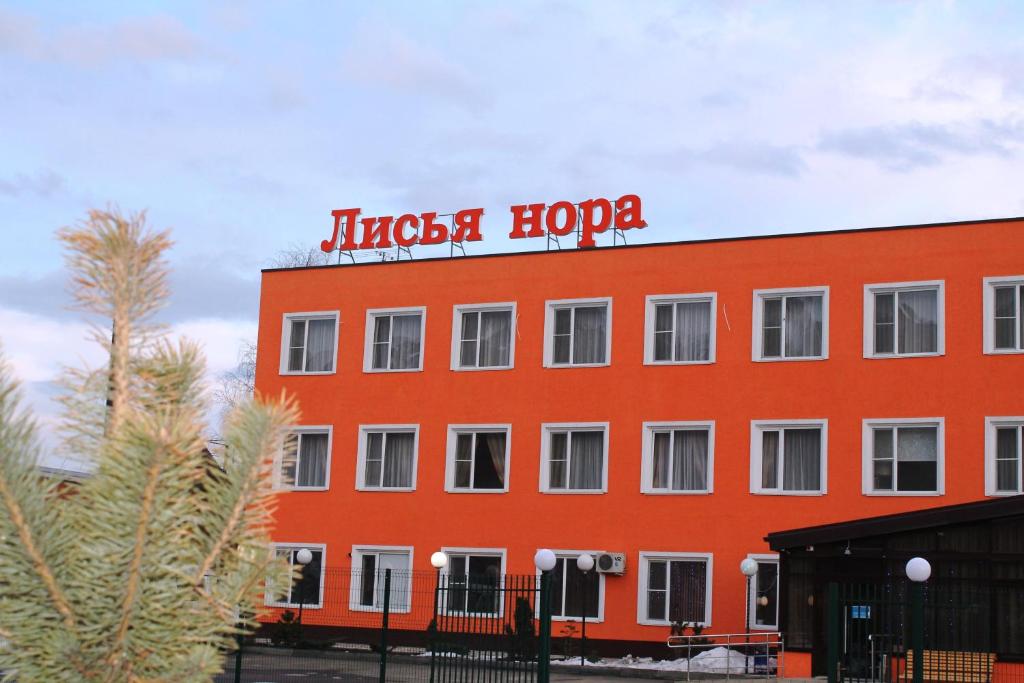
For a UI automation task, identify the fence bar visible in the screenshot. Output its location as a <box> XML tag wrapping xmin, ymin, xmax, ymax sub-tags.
<box><xmin>379</xmin><ymin>568</ymin><xmax>390</xmax><ymax>683</ymax></box>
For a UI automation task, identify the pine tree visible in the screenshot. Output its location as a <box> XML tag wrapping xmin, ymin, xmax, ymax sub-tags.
<box><xmin>0</xmin><ymin>208</ymin><xmax>296</xmax><ymax>682</ymax></box>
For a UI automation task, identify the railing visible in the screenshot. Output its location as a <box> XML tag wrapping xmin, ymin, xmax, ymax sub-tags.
<box><xmin>666</xmin><ymin>632</ymin><xmax>784</xmax><ymax>680</ymax></box>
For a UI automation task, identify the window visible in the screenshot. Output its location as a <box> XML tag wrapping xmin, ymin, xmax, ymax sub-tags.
<box><xmin>280</xmin><ymin>312</ymin><xmax>338</xmax><ymax>374</ymax></box>
<box><xmin>747</xmin><ymin>555</ymin><xmax>779</xmax><ymax>630</ymax></box>
<box><xmin>638</xmin><ymin>553</ymin><xmax>711</xmax><ymax>626</ymax></box>
<box><xmin>357</xmin><ymin>427</ymin><xmax>418</xmax><ymax>491</ymax></box>
<box><xmin>641</xmin><ymin>422</ymin><xmax>714</xmax><ymax>494</ymax></box>
<box><xmin>540</xmin><ymin>424</ymin><xmax>608</xmax><ymax>493</ymax></box>
<box><xmin>986</xmin><ymin>418</ymin><xmax>1024</xmax><ymax>495</ymax></box>
<box><xmin>445</xmin><ymin>426</ymin><xmax>510</xmax><ymax>492</ymax></box>
<box><xmin>279</xmin><ymin>428</ymin><xmax>331</xmax><ymax>490</ymax></box>
<box><xmin>644</xmin><ymin>294</ymin><xmax>716</xmax><ymax>364</ymax></box>
<box><xmin>750</xmin><ymin>421</ymin><xmax>827</xmax><ymax>495</ymax></box>
<box><xmin>544</xmin><ymin>298</ymin><xmax>611</xmax><ymax>367</ymax></box>
<box><xmin>547</xmin><ymin>551</ymin><xmax>602</xmax><ymax>621</ymax></box>
<box><xmin>452</xmin><ymin>303</ymin><xmax>515</xmax><ymax>370</ymax></box>
<box><xmin>753</xmin><ymin>288</ymin><xmax>828</xmax><ymax>361</ymax></box>
<box><xmin>862</xmin><ymin>419</ymin><xmax>944</xmax><ymax>495</ymax></box>
<box><xmin>268</xmin><ymin>544</ymin><xmax>325</xmax><ymax>608</ymax></box>
<box><xmin>984</xmin><ymin>276</ymin><xmax>1024</xmax><ymax>353</ymax></box>
<box><xmin>350</xmin><ymin>546</ymin><xmax>412</xmax><ymax>612</ymax></box>
<box><xmin>442</xmin><ymin>549</ymin><xmax>505</xmax><ymax>615</ymax></box>
<box><xmin>364</xmin><ymin>307</ymin><xmax>426</xmax><ymax>372</ymax></box>
<box><xmin>864</xmin><ymin>281</ymin><xmax>944</xmax><ymax>357</ymax></box>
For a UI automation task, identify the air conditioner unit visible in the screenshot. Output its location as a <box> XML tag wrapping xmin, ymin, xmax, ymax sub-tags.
<box><xmin>595</xmin><ymin>552</ymin><xmax>626</xmax><ymax>575</ymax></box>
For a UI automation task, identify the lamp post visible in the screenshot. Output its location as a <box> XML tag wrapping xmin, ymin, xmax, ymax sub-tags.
<box><xmin>429</xmin><ymin>551</ymin><xmax>448</xmax><ymax>683</ymax></box>
<box><xmin>534</xmin><ymin>549</ymin><xmax>556</xmax><ymax>683</ymax></box>
<box><xmin>295</xmin><ymin>548</ymin><xmax>313</xmax><ymax>645</ymax></box>
<box><xmin>906</xmin><ymin>557</ymin><xmax>931</xmax><ymax>683</ymax></box>
<box><xmin>576</xmin><ymin>553</ymin><xmax>595</xmax><ymax>666</ymax></box>
<box><xmin>740</xmin><ymin>558</ymin><xmax>759</xmax><ymax>674</ymax></box>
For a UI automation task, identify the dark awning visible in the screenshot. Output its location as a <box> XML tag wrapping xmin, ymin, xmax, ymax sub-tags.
<box><xmin>765</xmin><ymin>495</ymin><xmax>1024</xmax><ymax>551</ymax></box>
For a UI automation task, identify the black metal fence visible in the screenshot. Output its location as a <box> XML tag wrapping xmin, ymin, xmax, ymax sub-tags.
<box><xmin>218</xmin><ymin>567</ymin><xmax>551</xmax><ymax>683</ymax></box>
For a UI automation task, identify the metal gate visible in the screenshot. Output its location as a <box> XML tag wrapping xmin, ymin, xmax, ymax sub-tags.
<box><xmin>430</xmin><ymin>572</ymin><xmax>551</xmax><ymax>682</ymax></box>
<box><xmin>827</xmin><ymin>582</ymin><xmax>907</xmax><ymax>682</ymax></box>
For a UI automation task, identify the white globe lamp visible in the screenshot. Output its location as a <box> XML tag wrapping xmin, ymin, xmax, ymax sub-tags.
<box><xmin>576</xmin><ymin>553</ymin><xmax>595</xmax><ymax>572</ymax></box>
<box><xmin>295</xmin><ymin>548</ymin><xmax>313</xmax><ymax>565</ymax></box>
<box><xmin>430</xmin><ymin>551</ymin><xmax>449</xmax><ymax>570</ymax></box>
<box><xmin>906</xmin><ymin>557</ymin><xmax>931</xmax><ymax>583</ymax></box>
<box><xmin>534</xmin><ymin>549</ymin><xmax>557</xmax><ymax>572</ymax></box>
<box><xmin>740</xmin><ymin>558</ymin><xmax>759</xmax><ymax>577</ymax></box>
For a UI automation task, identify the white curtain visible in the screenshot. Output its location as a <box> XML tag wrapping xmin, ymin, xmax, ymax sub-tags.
<box><xmin>376</xmin><ymin>553</ymin><xmax>410</xmax><ymax>611</ymax></box>
<box><xmin>478</xmin><ymin>310</ymin><xmax>511</xmax><ymax>366</ymax></box>
<box><xmin>483</xmin><ymin>432</ymin><xmax>506</xmax><ymax>486</ymax></box>
<box><xmin>898</xmin><ymin>290</ymin><xmax>938</xmax><ymax>354</ymax></box>
<box><xmin>761</xmin><ymin>432</ymin><xmax>779</xmax><ymax>489</ymax></box>
<box><xmin>897</xmin><ymin>427</ymin><xmax>937</xmax><ymax>462</ymax></box>
<box><xmin>382</xmin><ymin>432</ymin><xmax>415</xmax><ymax>487</ymax></box>
<box><xmin>572</xmin><ymin>306</ymin><xmax>607</xmax><ymax>364</ymax></box>
<box><xmin>783</xmin><ymin>428</ymin><xmax>821</xmax><ymax>491</ymax></box>
<box><xmin>305</xmin><ymin>318</ymin><xmax>335</xmax><ymax>371</ymax></box>
<box><xmin>675</xmin><ymin>301</ymin><xmax>711</xmax><ymax>361</ymax></box>
<box><xmin>569</xmin><ymin>431</ymin><xmax>603</xmax><ymax>489</ymax></box>
<box><xmin>297</xmin><ymin>433</ymin><xmax>328</xmax><ymax>487</ymax></box>
<box><xmin>673</xmin><ymin>430</ymin><xmax>708</xmax><ymax>490</ymax></box>
<box><xmin>390</xmin><ymin>314</ymin><xmax>422</xmax><ymax>369</ymax></box>
<box><xmin>652</xmin><ymin>432</ymin><xmax>671</xmax><ymax>488</ymax></box>
<box><xmin>784</xmin><ymin>296</ymin><xmax>822</xmax><ymax>357</ymax></box>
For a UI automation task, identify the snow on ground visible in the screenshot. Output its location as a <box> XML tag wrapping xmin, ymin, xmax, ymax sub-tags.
<box><xmin>553</xmin><ymin>647</ymin><xmax>775</xmax><ymax>674</ymax></box>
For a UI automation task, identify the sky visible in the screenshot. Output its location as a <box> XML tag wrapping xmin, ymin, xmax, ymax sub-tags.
<box><xmin>2</xmin><ymin>0</ymin><xmax>1024</xmax><ymax>470</ymax></box>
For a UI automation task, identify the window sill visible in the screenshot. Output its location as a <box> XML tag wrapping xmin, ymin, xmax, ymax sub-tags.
<box><xmin>984</xmin><ymin>349</ymin><xmax>1024</xmax><ymax>355</ymax></box>
<box><xmin>641</xmin><ymin>489</ymin><xmax>712</xmax><ymax>496</ymax></box>
<box><xmin>279</xmin><ymin>486</ymin><xmax>330</xmax><ymax>493</ymax></box>
<box><xmin>363</xmin><ymin>367</ymin><xmax>424</xmax><ymax>374</ymax></box>
<box><xmin>544</xmin><ymin>363</ymin><xmax>611</xmax><ymax>369</ymax></box>
<box><xmin>541</xmin><ymin>489</ymin><xmax>607</xmax><ymax>495</ymax></box>
<box><xmin>644</xmin><ymin>359</ymin><xmax>715</xmax><ymax>366</ymax></box>
<box><xmin>356</xmin><ymin>486</ymin><xmax>417</xmax><ymax>493</ymax></box>
<box><xmin>267</xmin><ymin>602</ymin><xmax>323</xmax><ymax>610</ymax></box>
<box><xmin>552</xmin><ymin>615</ymin><xmax>604</xmax><ymax>624</ymax></box>
<box><xmin>279</xmin><ymin>370</ymin><xmax>336</xmax><ymax>376</ymax></box>
<box><xmin>749</xmin><ymin>624</ymin><xmax>779</xmax><ymax>632</ymax></box>
<box><xmin>349</xmin><ymin>605</ymin><xmax>413</xmax><ymax>614</ymax></box>
<box><xmin>751</xmin><ymin>490</ymin><xmax>826</xmax><ymax>496</ymax></box>
<box><xmin>862</xmin><ymin>491</ymin><xmax>943</xmax><ymax>497</ymax></box>
<box><xmin>444</xmin><ymin>488</ymin><xmax>509</xmax><ymax>494</ymax></box>
<box><xmin>753</xmin><ymin>356</ymin><xmax>828</xmax><ymax>363</ymax></box>
<box><xmin>987</xmin><ymin>490</ymin><xmax>1024</xmax><ymax>497</ymax></box>
<box><xmin>638</xmin><ymin>619</ymin><xmax>708</xmax><ymax>628</ymax></box>
<box><xmin>864</xmin><ymin>352</ymin><xmax>944</xmax><ymax>359</ymax></box>
<box><xmin>450</xmin><ymin>365</ymin><xmax>515</xmax><ymax>372</ymax></box>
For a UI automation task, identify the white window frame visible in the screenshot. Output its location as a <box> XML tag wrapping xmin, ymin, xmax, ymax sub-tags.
<box><xmin>450</xmin><ymin>302</ymin><xmax>517</xmax><ymax>371</ymax></box>
<box><xmin>542</xmin><ymin>297</ymin><xmax>613</xmax><ymax>368</ymax></box>
<box><xmin>861</xmin><ymin>418</ymin><xmax>945</xmax><ymax>496</ymax></box>
<box><xmin>275</xmin><ymin>426</ymin><xmax>333</xmax><ymax>491</ymax></box>
<box><xmin>267</xmin><ymin>542</ymin><xmax>327</xmax><ymax>609</ymax></box>
<box><xmin>863</xmin><ymin>280</ymin><xmax>945</xmax><ymax>358</ymax></box>
<box><xmin>643</xmin><ymin>293</ymin><xmax>717</xmax><ymax>365</ymax></box>
<box><xmin>349</xmin><ymin>545</ymin><xmax>414</xmax><ymax>613</ymax></box>
<box><xmin>636</xmin><ymin>551</ymin><xmax>713</xmax><ymax>627</ymax></box>
<box><xmin>440</xmin><ymin>547</ymin><xmax>508</xmax><ymax>617</ymax></box>
<box><xmin>444</xmin><ymin>424</ymin><xmax>512</xmax><ymax>493</ymax></box>
<box><xmin>749</xmin><ymin>420</ymin><xmax>828</xmax><ymax>496</ymax></box>
<box><xmin>752</xmin><ymin>287</ymin><xmax>829</xmax><ymax>362</ymax></box>
<box><xmin>363</xmin><ymin>306</ymin><xmax>427</xmax><ymax>373</ymax></box>
<box><xmin>536</xmin><ymin>548</ymin><xmax>606</xmax><ymax>623</ymax></box>
<box><xmin>983</xmin><ymin>276</ymin><xmax>1024</xmax><ymax>354</ymax></box>
<box><xmin>539</xmin><ymin>422</ymin><xmax>609</xmax><ymax>494</ymax></box>
<box><xmin>640</xmin><ymin>421</ymin><xmax>715</xmax><ymax>494</ymax></box>
<box><xmin>280</xmin><ymin>311</ymin><xmax>340</xmax><ymax>375</ymax></box>
<box><xmin>985</xmin><ymin>417</ymin><xmax>1024</xmax><ymax>496</ymax></box>
<box><xmin>746</xmin><ymin>553</ymin><xmax>780</xmax><ymax>631</ymax></box>
<box><xmin>356</xmin><ymin>425</ymin><xmax>419</xmax><ymax>492</ymax></box>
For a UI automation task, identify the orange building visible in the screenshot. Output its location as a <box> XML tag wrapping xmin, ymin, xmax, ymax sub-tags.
<box><xmin>254</xmin><ymin>217</ymin><xmax>1024</xmax><ymax>661</ymax></box>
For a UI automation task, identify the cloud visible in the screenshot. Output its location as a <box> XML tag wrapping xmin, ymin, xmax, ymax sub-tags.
<box><xmin>0</xmin><ymin>9</ymin><xmax>211</xmax><ymax>67</ymax></box>
<box><xmin>638</xmin><ymin>141</ymin><xmax>806</xmax><ymax>178</ymax></box>
<box><xmin>340</xmin><ymin>25</ymin><xmax>489</xmax><ymax>112</ymax></box>
<box><xmin>819</xmin><ymin>119</ymin><xmax>1024</xmax><ymax>172</ymax></box>
<box><xmin>0</xmin><ymin>169</ymin><xmax>66</xmax><ymax>198</ymax></box>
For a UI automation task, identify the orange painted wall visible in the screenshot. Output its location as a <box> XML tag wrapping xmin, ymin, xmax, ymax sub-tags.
<box><xmin>255</xmin><ymin>219</ymin><xmax>1024</xmax><ymax>644</ymax></box>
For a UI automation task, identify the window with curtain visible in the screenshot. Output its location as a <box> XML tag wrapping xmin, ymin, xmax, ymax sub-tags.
<box><xmin>870</xmin><ymin>424</ymin><xmax>939</xmax><ymax>492</ymax></box>
<box><xmin>284</xmin><ymin>313</ymin><xmax>336</xmax><ymax>373</ymax></box>
<box><xmin>871</xmin><ymin>286</ymin><xmax>940</xmax><ymax>355</ymax></box>
<box><xmin>757</xmin><ymin>426</ymin><xmax>823</xmax><ymax>493</ymax></box>
<box><xmin>550</xmin><ymin>302</ymin><xmax>608</xmax><ymax>365</ymax></box>
<box><xmin>643</xmin><ymin>556</ymin><xmax>709</xmax><ymax>624</ymax></box>
<box><xmin>546</xmin><ymin>428</ymin><xmax>605</xmax><ymax>491</ymax></box>
<box><xmin>362</xmin><ymin>430</ymin><xmax>416</xmax><ymax>489</ymax></box>
<box><xmin>752</xmin><ymin>560</ymin><xmax>779</xmax><ymax>629</ymax></box>
<box><xmin>550</xmin><ymin>555</ymin><xmax>600</xmax><ymax>619</ymax></box>
<box><xmin>370</xmin><ymin>312</ymin><xmax>423</xmax><ymax>370</ymax></box>
<box><xmin>649</xmin><ymin>428</ymin><xmax>710</xmax><ymax>492</ymax></box>
<box><xmin>758</xmin><ymin>292</ymin><xmax>824</xmax><ymax>359</ymax></box>
<box><xmin>451</xmin><ymin>430</ymin><xmax>507</xmax><ymax>490</ymax></box>
<box><xmin>281</xmin><ymin>430</ymin><xmax>329</xmax><ymax>488</ymax></box>
<box><xmin>651</xmin><ymin>298</ymin><xmax>712</xmax><ymax>362</ymax></box>
<box><xmin>271</xmin><ymin>546</ymin><xmax>323</xmax><ymax>606</ymax></box>
<box><xmin>353</xmin><ymin>550</ymin><xmax>411</xmax><ymax>611</ymax></box>
<box><xmin>992</xmin><ymin>283</ymin><xmax>1024</xmax><ymax>351</ymax></box>
<box><xmin>445</xmin><ymin>554</ymin><xmax>502</xmax><ymax>614</ymax></box>
<box><xmin>458</xmin><ymin>307</ymin><xmax>513</xmax><ymax>368</ymax></box>
<box><xmin>993</xmin><ymin>424</ymin><xmax>1022</xmax><ymax>494</ymax></box>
